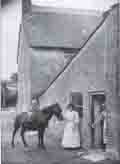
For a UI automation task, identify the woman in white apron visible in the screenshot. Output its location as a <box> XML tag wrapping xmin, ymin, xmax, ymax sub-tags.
<box><xmin>91</xmin><ymin>103</ymin><xmax>110</xmax><ymax>151</ymax></box>
<box><xmin>61</xmin><ymin>103</ymin><xmax>80</xmax><ymax>149</ymax></box>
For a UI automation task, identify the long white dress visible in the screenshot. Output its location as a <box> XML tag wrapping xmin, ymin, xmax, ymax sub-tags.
<box><xmin>62</xmin><ymin>110</ymin><xmax>80</xmax><ymax>148</ymax></box>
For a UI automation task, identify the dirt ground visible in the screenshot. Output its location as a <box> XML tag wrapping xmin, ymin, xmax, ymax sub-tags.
<box><xmin>1</xmin><ymin>111</ymin><xmax>120</xmax><ymax>164</ymax></box>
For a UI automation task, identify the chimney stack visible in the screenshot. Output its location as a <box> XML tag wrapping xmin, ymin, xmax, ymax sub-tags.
<box><xmin>22</xmin><ymin>0</ymin><xmax>32</xmax><ymax>17</ymax></box>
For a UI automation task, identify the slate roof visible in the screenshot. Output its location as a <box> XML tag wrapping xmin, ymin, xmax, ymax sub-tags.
<box><xmin>23</xmin><ymin>5</ymin><xmax>102</xmax><ymax>49</ymax></box>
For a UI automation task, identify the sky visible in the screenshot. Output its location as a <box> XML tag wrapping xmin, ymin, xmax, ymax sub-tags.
<box><xmin>1</xmin><ymin>0</ymin><xmax>118</xmax><ymax>80</ymax></box>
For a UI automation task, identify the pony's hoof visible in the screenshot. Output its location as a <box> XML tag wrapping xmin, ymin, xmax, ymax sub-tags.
<box><xmin>24</xmin><ymin>144</ymin><xmax>28</xmax><ymax>147</ymax></box>
<box><xmin>12</xmin><ymin>145</ymin><xmax>15</xmax><ymax>148</ymax></box>
<box><xmin>41</xmin><ymin>145</ymin><xmax>46</xmax><ymax>150</ymax></box>
<box><xmin>11</xmin><ymin>143</ymin><xmax>15</xmax><ymax>148</ymax></box>
<box><xmin>38</xmin><ymin>144</ymin><xmax>41</xmax><ymax>148</ymax></box>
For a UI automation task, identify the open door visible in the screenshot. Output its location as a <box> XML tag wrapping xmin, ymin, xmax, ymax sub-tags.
<box><xmin>89</xmin><ymin>91</ymin><xmax>106</xmax><ymax>149</ymax></box>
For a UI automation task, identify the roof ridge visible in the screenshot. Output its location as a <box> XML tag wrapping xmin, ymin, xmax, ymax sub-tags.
<box><xmin>32</xmin><ymin>13</ymin><xmax>108</xmax><ymax>99</ymax></box>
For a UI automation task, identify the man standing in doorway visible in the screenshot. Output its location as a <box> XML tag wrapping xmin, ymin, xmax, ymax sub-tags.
<box><xmin>91</xmin><ymin>103</ymin><xmax>111</xmax><ymax>151</ymax></box>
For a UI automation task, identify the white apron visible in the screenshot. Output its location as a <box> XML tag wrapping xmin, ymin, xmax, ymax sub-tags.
<box><xmin>61</xmin><ymin>110</ymin><xmax>80</xmax><ymax>148</ymax></box>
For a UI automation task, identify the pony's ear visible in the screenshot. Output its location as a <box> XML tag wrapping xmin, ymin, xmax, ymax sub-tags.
<box><xmin>53</xmin><ymin>102</ymin><xmax>58</xmax><ymax>107</ymax></box>
<box><xmin>55</xmin><ymin>102</ymin><xmax>58</xmax><ymax>106</ymax></box>
<box><xmin>56</xmin><ymin>103</ymin><xmax>60</xmax><ymax>109</ymax></box>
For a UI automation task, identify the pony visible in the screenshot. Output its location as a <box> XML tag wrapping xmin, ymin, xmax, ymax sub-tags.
<box><xmin>11</xmin><ymin>103</ymin><xmax>63</xmax><ymax>149</ymax></box>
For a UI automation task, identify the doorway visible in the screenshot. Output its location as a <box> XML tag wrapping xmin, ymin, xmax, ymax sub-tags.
<box><xmin>89</xmin><ymin>91</ymin><xmax>106</xmax><ymax>149</ymax></box>
<box><xmin>70</xmin><ymin>92</ymin><xmax>83</xmax><ymax>117</ymax></box>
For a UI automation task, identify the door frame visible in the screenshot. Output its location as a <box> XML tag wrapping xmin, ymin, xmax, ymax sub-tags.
<box><xmin>88</xmin><ymin>90</ymin><xmax>106</xmax><ymax>148</ymax></box>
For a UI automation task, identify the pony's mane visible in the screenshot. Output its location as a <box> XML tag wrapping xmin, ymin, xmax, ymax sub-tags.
<box><xmin>41</xmin><ymin>103</ymin><xmax>58</xmax><ymax>113</ymax></box>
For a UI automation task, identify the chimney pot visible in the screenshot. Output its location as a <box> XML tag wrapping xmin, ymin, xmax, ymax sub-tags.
<box><xmin>22</xmin><ymin>0</ymin><xmax>32</xmax><ymax>17</ymax></box>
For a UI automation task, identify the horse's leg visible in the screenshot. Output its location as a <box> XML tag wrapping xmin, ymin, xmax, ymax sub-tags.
<box><xmin>40</xmin><ymin>128</ymin><xmax>46</xmax><ymax>149</ymax></box>
<box><xmin>11</xmin><ymin>118</ymin><xmax>20</xmax><ymax>148</ymax></box>
<box><xmin>20</xmin><ymin>127</ymin><xmax>28</xmax><ymax>147</ymax></box>
<box><xmin>11</xmin><ymin>127</ymin><xmax>19</xmax><ymax>148</ymax></box>
<box><xmin>38</xmin><ymin>130</ymin><xmax>41</xmax><ymax>148</ymax></box>
<box><xmin>37</xmin><ymin>128</ymin><xmax>45</xmax><ymax>149</ymax></box>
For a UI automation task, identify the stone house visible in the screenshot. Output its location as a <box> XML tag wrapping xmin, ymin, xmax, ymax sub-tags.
<box><xmin>18</xmin><ymin>0</ymin><xmax>120</xmax><ymax>158</ymax></box>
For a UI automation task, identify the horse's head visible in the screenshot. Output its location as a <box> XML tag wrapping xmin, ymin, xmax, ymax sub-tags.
<box><xmin>52</xmin><ymin>103</ymin><xmax>63</xmax><ymax>121</ymax></box>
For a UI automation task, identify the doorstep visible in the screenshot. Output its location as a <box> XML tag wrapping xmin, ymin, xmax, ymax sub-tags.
<box><xmin>76</xmin><ymin>148</ymin><xmax>111</xmax><ymax>162</ymax></box>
